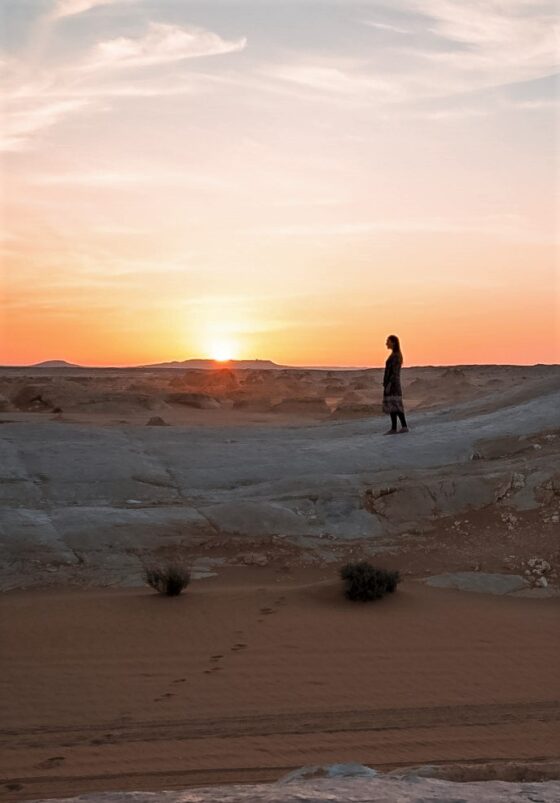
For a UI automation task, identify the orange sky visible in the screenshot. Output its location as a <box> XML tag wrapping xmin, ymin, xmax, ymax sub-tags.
<box><xmin>1</xmin><ymin>0</ymin><xmax>559</xmax><ymax>366</ymax></box>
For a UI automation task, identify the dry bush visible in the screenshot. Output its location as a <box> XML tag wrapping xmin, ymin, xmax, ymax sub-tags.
<box><xmin>340</xmin><ymin>561</ymin><xmax>400</xmax><ymax>602</ymax></box>
<box><xmin>145</xmin><ymin>563</ymin><xmax>191</xmax><ymax>596</ymax></box>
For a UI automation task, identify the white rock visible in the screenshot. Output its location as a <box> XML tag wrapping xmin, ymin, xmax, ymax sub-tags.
<box><xmin>39</xmin><ymin>775</ymin><xmax>560</xmax><ymax>801</ymax></box>
<box><xmin>241</xmin><ymin>552</ymin><xmax>269</xmax><ymax>566</ymax></box>
<box><xmin>528</xmin><ymin>558</ymin><xmax>551</xmax><ymax>574</ymax></box>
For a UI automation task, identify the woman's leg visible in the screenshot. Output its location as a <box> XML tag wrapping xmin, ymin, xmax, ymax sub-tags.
<box><xmin>397</xmin><ymin>411</ymin><xmax>407</xmax><ymax>428</ymax></box>
<box><xmin>390</xmin><ymin>412</ymin><xmax>398</xmax><ymax>430</ymax></box>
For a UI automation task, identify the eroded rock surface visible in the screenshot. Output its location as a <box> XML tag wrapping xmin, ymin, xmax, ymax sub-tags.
<box><xmin>30</xmin><ymin>775</ymin><xmax>560</xmax><ymax>803</ymax></box>
<box><xmin>1</xmin><ymin>366</ymin><xmax>559</xmax><ymax>589</ymax></box>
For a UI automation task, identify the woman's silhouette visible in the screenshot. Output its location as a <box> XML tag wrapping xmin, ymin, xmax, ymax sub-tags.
<box><xmin>382</xmin><ymin>335</ymin><xmax>408</xmax><ymax>434</ymax></box>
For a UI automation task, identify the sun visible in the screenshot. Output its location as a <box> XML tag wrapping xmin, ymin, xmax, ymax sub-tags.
<box><xmin>210</xmin><ymin>339</ymin><xmax>238</xmax><ymax>362</ymax></box>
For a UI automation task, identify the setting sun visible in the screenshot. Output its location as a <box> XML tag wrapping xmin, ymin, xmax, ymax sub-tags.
<box><xmin>210</xmin><ymin>340</ymin><xmax>238</xmax><ymax>363</ymax></box>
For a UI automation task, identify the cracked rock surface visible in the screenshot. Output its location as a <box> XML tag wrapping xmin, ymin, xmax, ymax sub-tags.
<box><xmin>1</xmin><ymin>367</ymin><xmax>559</xmax><ymax>590</ymax></box>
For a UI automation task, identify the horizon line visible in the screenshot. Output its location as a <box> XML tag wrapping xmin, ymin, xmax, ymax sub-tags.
<box><xmin>1</xmin><ymin>359</ymin><xmax>558</xmax><ymax>370</ymax></box>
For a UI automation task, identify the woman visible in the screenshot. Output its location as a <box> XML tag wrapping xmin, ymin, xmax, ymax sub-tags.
<box><xmin>382</xmin><ymin>335</ymin><xmax>408</xmax><ymax>434</ymax></box>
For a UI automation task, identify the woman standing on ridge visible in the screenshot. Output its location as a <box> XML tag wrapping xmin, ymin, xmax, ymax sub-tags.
<box><xmin>383</xmin><ymin>335</ymin><xmax>408</xmax><ymax>434</ymax></box>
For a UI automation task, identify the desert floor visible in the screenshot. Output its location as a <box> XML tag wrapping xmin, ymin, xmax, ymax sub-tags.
<box><xmin>2</xmin><ymin>569</ymin><xmax>560</xmax><ymax>801</ymax></box>
<box><xmin>1</xmin><ymin>364</ymin><xmax>559</xmax><ymax>800</ymax></box>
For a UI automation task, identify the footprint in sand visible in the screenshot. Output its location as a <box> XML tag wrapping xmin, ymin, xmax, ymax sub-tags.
<box><xmin>259</xmin><ymin>607</ymin><xmax>275</xmax><ymax>615</ymax></box>
<box><xmin>90</xmin><ymin>733</ymin><xmax>114</xmax><ymax>745</ymax></box>
<box><xmin>172</xmin><ymin>678</ymin><xmax>186</xmax><ymax>684</ymax></box>
<box><xmin>231</xmin><ymin>643</ymin><xmax>247</xmax><ymax>651</ymax></box>
<box><xmin>5</xmin><ymin>783</ymin><xmax>24</xmax><ymax>792</ymax></box>
<box><xmin>210</xmin><ymin>654</ymin><xmax>224</xmax><ymax>662</ymax></box>
<box><xmin>153</xmin><ymin>693</ymin><xmax>175</xmax><ymax>701</ymax></box>
<box><xmin>36</xmin><ymin>756</ymin><xmax>65</xmax><ymax>770</ymax></box>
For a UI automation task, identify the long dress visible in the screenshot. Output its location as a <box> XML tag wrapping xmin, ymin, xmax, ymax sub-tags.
<box><xmin>382</xmin><ymin>352</ymin><xmax>404</xmax><ymax>414</ymax></box>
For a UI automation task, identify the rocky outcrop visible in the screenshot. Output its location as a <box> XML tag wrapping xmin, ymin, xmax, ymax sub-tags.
<box><xmin>11</xmin><ymin>385</ymin><xmax>54</xmax><ymax>411</ymax></box>
<box><xmin>27</xmin><ymin>774</ymin><xmax>560</xmax><ymax>802</ymax></box>
<box><xmin>1</xmin><ymin>385</ymin><xmax>558</xmax><ymax>589</ymax></box>
<box><xmin>166</xmin><ymin>392</ymin><xmax>221</xmax><ymax>409</ymax></box>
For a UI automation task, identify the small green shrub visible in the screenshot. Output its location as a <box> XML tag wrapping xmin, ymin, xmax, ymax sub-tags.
<box><xmin>340</xmin><ymin>561</ymin><xmax>400</xmax><ymax>602</ymax></box>
<box><xmin>145</xmin><ymin>563</ymin><xmax>191</xmax><ymax>596</ymax></box>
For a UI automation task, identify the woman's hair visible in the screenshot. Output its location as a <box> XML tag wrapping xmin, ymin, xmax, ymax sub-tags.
<box><xmin>387</xmin><ymin>335</ymin><xmax>403</xmax><ymax>365</ymax></box>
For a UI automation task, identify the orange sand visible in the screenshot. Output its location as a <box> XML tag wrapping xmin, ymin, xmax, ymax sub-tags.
<box><xmin>1</xmin><ymin>569</ymin><xmax>559</xmax><ymax>800</ymax></box>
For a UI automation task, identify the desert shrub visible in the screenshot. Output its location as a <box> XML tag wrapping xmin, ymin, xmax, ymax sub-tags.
<box><xmin>340</xmin><ymin>561</ymin><xmax>400</xmax><ymax>602</ymax></box>
<box><xmin>145</xmin><ymin>563</ymin><xmax>191</xmax><ymax>596</ymax></box>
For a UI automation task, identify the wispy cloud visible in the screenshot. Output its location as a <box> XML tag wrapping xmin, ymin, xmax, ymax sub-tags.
<box><xmin>28</xmin><ymin>168</ymin><xmax>230</xmax><ymax>190</ymax></box>
<box><xmin>508</xmin><ymin>97</ymin><xmax>560</xmax><ymax>111</ymax></box>
<box><xmin>362</xmin><ymin>20</ymin><xmax>411</xmax><ymax>35</ymax></box>
<box><xmin>402</xmin><ymin>0</ymin><xmax>558</xmax><ymax>86</ymax></box>
<box><xmin>249</xmin><ymin>213</ymin><xmax>545</xmax><ymax>240</ymax></box>
<box><xmin>268</xmin><ymin>2</ymin><xmax>558</xmax><ymax>106</ymax></box>
<box><xmin>263</xmin><ymin>60</ymin><xmax>399</xmax><ymax>100</ymax></box>
<box><xmin>1</xmin><ymin>22</ymin><xmax>247</xmax><ymax>151</ymax></box>
<box><xmin>1</xmin><ymin>99</ymin><xmax>93</xmax><ymax>152</ymax></box>
<box><xmin>50</xmin><ymin>0</ymin><xmax>137</xmax><ymax>20</ymax></box>
<box><xmin>84</xmin><ymin>22</ymin><xmax>246</xmax><ymax>72</ymax></box>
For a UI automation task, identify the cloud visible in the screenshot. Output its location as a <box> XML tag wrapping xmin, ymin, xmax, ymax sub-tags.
<box><xmin>508</xmin><ymin>97</ymin><xmax>560</xmax><ymax>111</ymax></box>
<box><xmin>268</xmin><ymin>2</ymin><xmax>557</xmax><ymax>106</ymax></box>
<box><xmin>249</xmin><ymin>214</ymin><xmax>544</xmax><ymax>240</ymax></box>
<box><xmin>51</xmin><ymin>0</ymin><xmax>137</xmax><ymax>20</ymax></box>
<box><xmin>28</xmin><ymin>169</ymin><xmax>230</xmax><ymax>190</ymax></box>
<box><xmin>1</xmin><ymin>23</ymin><xmax>247</xmax><ymax>150</ymax></box>
<box><xmin>402</xmin><ymin>0</ymin><xmax>558</xmax><ymax>85</ymax></box>
<box><xmin>263</xmin><ymin>61</ymin><xmax>398</xmax><ymax>99</ymax></box>
<box><xmin>0</xmin><ymin>99</ymin><xmax>93</xmax><ymax>152</ymax></box>
<box><xmin>362</xmin><ymin>20</ymin><xmax>411</xmax><ymax>35</ymax></box>
<box><xmin>84</xmin><ymin>22</ymin><xmax>246</xmax><ymax>72</ymax></box>
<box><xmin>412</xmin><ymin>0</ymin><xmax>555</xmax><ymax>47</ymax></box>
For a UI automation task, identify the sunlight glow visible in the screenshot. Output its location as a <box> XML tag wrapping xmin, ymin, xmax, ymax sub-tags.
<box><xmin>1</xmin><ymin>2</ymin><xmax>557</xmax><ymax>366</ymax></box>
<box><xmin>209</xmin><ymin>339</ymin><xmax>238</xmax><ymax>362</ymax></box>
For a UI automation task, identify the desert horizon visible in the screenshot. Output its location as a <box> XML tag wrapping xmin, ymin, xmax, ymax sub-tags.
<box><xmin>2</xmin><ymin>356</ymin><xmax>560</xmax><ymax>370</ymax></box>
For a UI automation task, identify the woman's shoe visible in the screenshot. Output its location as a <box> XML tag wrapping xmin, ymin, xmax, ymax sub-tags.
<box><xmin>399</xmin><ymin>427</ymin><xmax>409</xmax><ymax>433</ymax></box>
<box><xmin>384</xmin><ymin>429</ymin><xmax>398</xmax><ymax>435</ymax></box>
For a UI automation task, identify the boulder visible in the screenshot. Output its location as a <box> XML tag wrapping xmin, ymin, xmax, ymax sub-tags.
<box><xmin>11</xmin><ymin>385</ymin><xmax>54</xmax><ymax>411</ymax></box>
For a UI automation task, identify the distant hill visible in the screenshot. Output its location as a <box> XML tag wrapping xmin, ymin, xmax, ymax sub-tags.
<box><xmin>31</xmin><ymin>360</ymin><xmax>82</xmax><ymax>368</ymax></box>
<box><xmin>15</xmin><ymin>359</ymin><xmax>370</xmax><ymax>371</ymax></box>
<box><xmin>14</xmin><ymin>358</ymin><xmax>367</xmax><ymax>371</ymax></box>
<box><xmin>142</xmin><ymin>359</ymin><xmax>288</xmax><ymax>370</ymax></box>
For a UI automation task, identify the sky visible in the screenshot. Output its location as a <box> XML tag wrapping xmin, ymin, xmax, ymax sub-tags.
<box><xmin>1</xmin><ymin>0</ymin><xmax>559</xmax><ymax>366</ymax></box>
